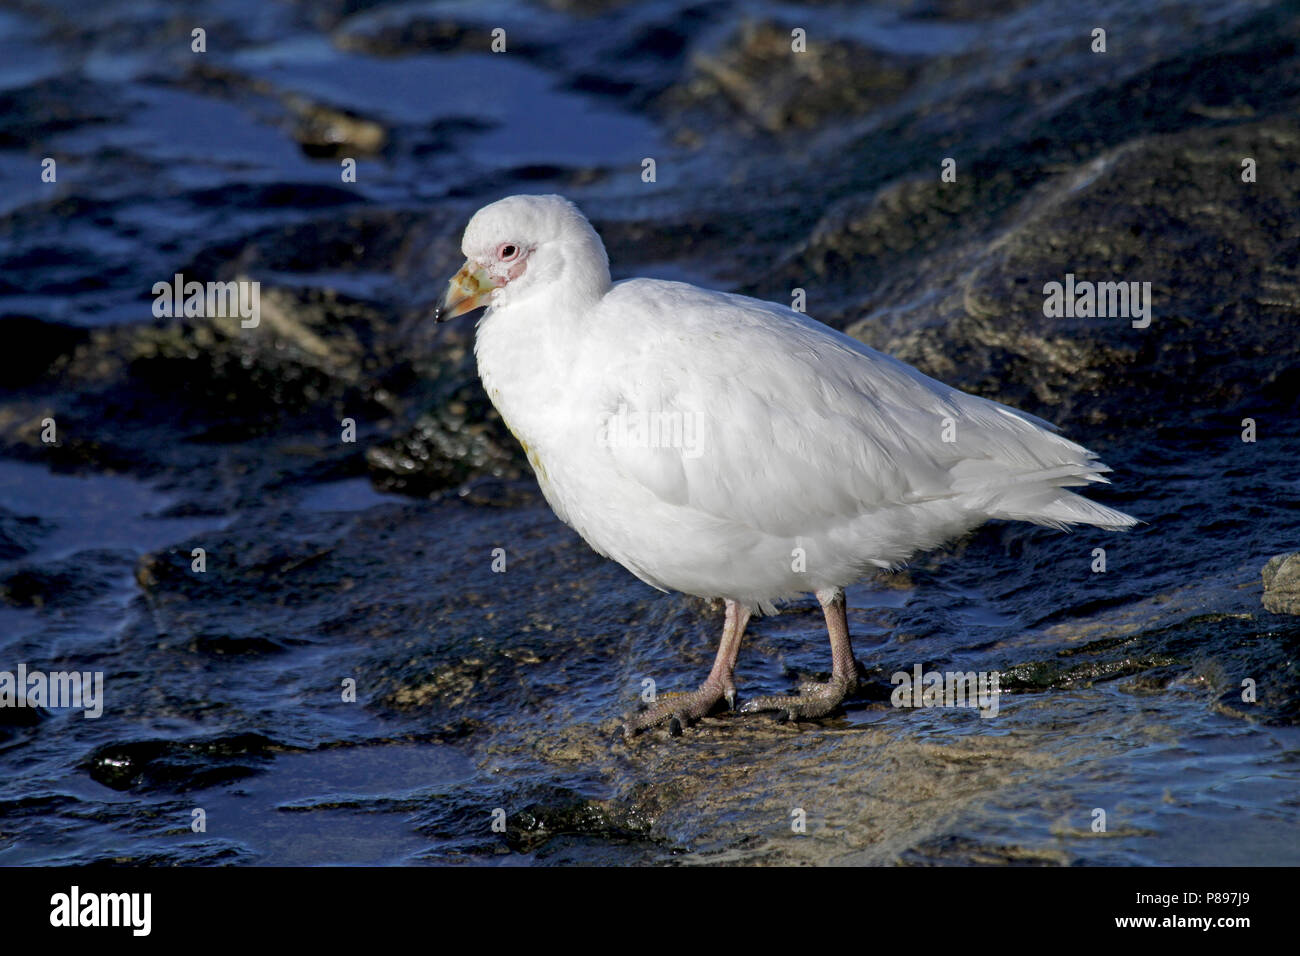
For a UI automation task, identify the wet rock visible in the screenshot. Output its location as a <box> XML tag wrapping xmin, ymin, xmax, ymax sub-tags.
<box><xmin>834</xmin><ymin>121</ymin><xmax>1300</xmax><ymax>431</ymax></box>
<box><xmin>899</xmin><ymin>834</ymin><xmax>1067</xmax><ymax>866</ymax></box>
<box><xmin>0</xmin><ymin>551</ymin><xmax>125</xmax><ymax>608</ymax></box>
<box><xmin>775</xmin><ymin>173</ymin><xmax>1000</xmax><ymax>314</ymax></box>
<box><xmin>0</xmin><ymin>201</ymin><xmax>503</xmax><ymax>497</ymax></box>
<box><xmin>134</xmin><ymin>513</ymin><xmax>351</xmax><ymax>600</ymax></box>
<box><xmin>502</xmin><ymin>785</ymin><xmax>653</xmax><ymax>853</ymax></box>
<box><xmin>539</xmin><ymin>0</ymin><xmax>636</xmax><ymax>15</ymax></box>
<box><xmin>0</xmin><ymin>402</ymin><xmax>154</xmax><ymax>475</ymax></box>
<box><xmin>999</xmin><ymin>644</ymin><xmax>1175</xmax><ymax>691</ymax></box>
<box><xmin>285</xmin><ymin>95</ymin><xmax>387</xmax><ymax>158</ymax></box>
<box><xmin>334</xmin><ymin>17</ymin><xmax>528</xmax><ymax>58</ymax></box>
<box><xmin>362</xmin><ymin>320</ymin><xmax>531</xmax><ymax>496</ymax></box>
<box><xmin>0</xmin><ymin>317</ymin><xmax>88</xmax><ymax>388</ymax></box>
<box><xmin>0</xmin><ymin>75</ymin><xmax>126</xmax><ymax>146</ymax></box>
<box><xmin>84</xmin><ymin>846</ymin><xmax>252</xmax><ymax>866</ymax></box>
<box><xmin>33</xmin><ymin>283</ymin><xmax>399</xmax><ymax>462</ymax></box>
<box><xmin>185</xmin><ymin>633</ymin><xmax>290</xmax><ymax>657</ymax></box>
<box><xmin>0</xmin><ymin>701</ymin><xmax>46</xmax><ymax>730</ymax></box>
<box><xmin>178</xmin><ymin>62</ymin><xmax>388</xmax><ymax>159</ymax></box>
<box><xmin>908</xmin><ymin>0</ymin><xmax>1040</xmax><ymax>20</ymax></box>
<box><xmin>1000</xmin><ymin>611</ymin><xmax>1300</xmax><ymax>725</ymax></box>
<box><xmin>364</xmin><ymin>401</ymin><xmax>525</xmax><ymax>495</ymax></box>
<box><xmin>517</xmin><ymin>714</ymin><xmax>1115</xmax><ymax>864</ymax></box>
<box><xmin>0</xmin><ymin>508</ymin><xmax>50</xmax><ymax>562</ymax></box>
<box><xmin>664</xmin><ymin>20</ymin><xmax>920</xmax><ymax>135</ymax></box>
<box><xmin>1262</xmin><ymin>553</ymin><xmax>1300</xmax><ymax>615</ymax></box>
<box><xmin>382</xmin><ymin>657</ymin><xmax>499</xmax><ymax>712</ymax></box>
<box><xmin>84</xmin><ymin>733</ymin><xmax>285</xmax><ymax>793</ymax></box>
<box><xmin>454</xmin><ymin>476</ymin><xmax>543</xmax><ymax>509</ymax></box>
<box><xmin>223</xmin><ymin>207</ymin><xmax>448</xmax><ymax>281</ymax></box>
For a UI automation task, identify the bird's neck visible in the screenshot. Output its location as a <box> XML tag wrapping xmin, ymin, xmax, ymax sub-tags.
<box><xmin>474</xmin><ymin>281</ymin><xmax>603</xmax><ymax>461</ymax></box>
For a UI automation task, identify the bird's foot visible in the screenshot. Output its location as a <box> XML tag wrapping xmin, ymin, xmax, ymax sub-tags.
<box><xmin>739</xmin><ymin>671</ymin><xmax>857</xmax><ymax>722</ymax></box>
<box><xmin>623</xmin><ymin>677</ymin><xmax>735</xmax><ymax>738</ymax></box>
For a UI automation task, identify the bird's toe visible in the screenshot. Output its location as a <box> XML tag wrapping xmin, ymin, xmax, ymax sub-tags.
<box><xmin>622</xmin><ymin>679</ymin><xmax>730</xmax><ymax>737</ymax></box>
<box><xmin>739</xmin><ymin>675</ymin><xmax>854</xmax><ymax>721</ymax></box>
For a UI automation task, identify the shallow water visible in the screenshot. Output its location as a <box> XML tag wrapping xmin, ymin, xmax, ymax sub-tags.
<box><xmin>1</xmin><ymin>0</ymin><xmax>1298</xmax><ymax>865</ymax></box>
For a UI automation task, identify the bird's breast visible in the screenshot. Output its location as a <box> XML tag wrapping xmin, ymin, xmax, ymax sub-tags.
<box><xmin>475</xmin><ymin>310</ymin><xmax>594</xmax><ymax>512</ymax></box>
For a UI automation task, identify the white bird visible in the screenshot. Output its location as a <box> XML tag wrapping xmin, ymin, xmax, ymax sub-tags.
<box><xmin>434</xmin><ymin>194</ymin><xmax>1137</xmax><ymax>736</ymax></box>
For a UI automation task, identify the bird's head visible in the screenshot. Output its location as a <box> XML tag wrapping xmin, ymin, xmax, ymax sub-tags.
<box><xmin>434</xmin><ymin>194</ymin><xmax>611</xmax><ymax>322</ymax></box>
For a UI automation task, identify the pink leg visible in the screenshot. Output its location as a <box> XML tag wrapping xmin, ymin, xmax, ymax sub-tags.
<box><xmin>740</xmin><ymin>587</ymin><xmax>858</xmax><ymax>721</ymax></box>
<box><xmin>624</xmin><ymin>599</ymin><xmax>752</xmax><ymax>737</ymax></box>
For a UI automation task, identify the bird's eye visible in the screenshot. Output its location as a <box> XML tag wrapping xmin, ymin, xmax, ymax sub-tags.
<box><xmin>497</xmin><ymin>243</ymin><xmax>520</xmax><ymax>261</ymax></box>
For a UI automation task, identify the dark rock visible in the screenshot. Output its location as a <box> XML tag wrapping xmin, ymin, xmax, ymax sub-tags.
<box><xmin>83</xmin><ymin>733</ymin><xmax>285</xmax><ymax>793</ymax></box>
<box><xmin>364</xmin><ymin>401</ymin><xmax>525</xmax><ymax>495</ymax></box>
<box><xmin>0</xmin><ymin>316</ymin><xmax>89</xmax><ymax>387</ymax></box>
<box><xmin>335</xmin><ymin>18</ymin><xmax>515</xmax><ymax>57</ymax></box>
<box><xmin>286</xmin><ymin>95</ymin><xmax>387</xmax><ymax>158</ymax></box>
<box><xmin>833</xmin><ymin>121</ymin><xmax>1300</xmax><ymax>431</ymax></box>
<box><xmin>0</xmin><ymin>508</ymin><xmax>50</xmax><ymax>562</ymax></box>
<box><xmin>502</xmin><ymin>785</ymin><xmax>653</xmax><ymax>853</ymax></box>
<box><xmin>0</xmin><ymin>75</ymin><xmax>125</xmax><ymax>147</ymax></box>
<box><xmin>21</xmin><ymin>284</ymin><xmax>402</xmax><ymax>470</ymax></box>
<box><xmin>134</xmin><ymin>514</ymin><xmax>351</xmax><ymax>600</ymax></box>
<box><xmin>663</xmin><ymin>20</ymin><xmax>921</xmax><ymax>135</ymax></box>
<box><xmin>0</xmin><ymin>550</ymin><xmax>126</xmax><ymax>608</ymax></box>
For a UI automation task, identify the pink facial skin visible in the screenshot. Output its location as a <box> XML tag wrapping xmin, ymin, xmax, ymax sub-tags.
<box><xmin>488</xmin><ymin>243</ymin><xmax>529</xmax><ymax>287</ymax></box>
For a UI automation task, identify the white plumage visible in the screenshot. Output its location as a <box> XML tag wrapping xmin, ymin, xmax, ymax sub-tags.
<box><xmin>437</xmin><ymin>194</ymin><xmax>1136</xmax><ymax>732</ymax></box>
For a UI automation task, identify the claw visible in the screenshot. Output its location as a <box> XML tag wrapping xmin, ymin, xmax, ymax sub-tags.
<box><xmin>622</xmin><ymin>678</ymin><xmax>730</xmax><ymax>737</ymax></box>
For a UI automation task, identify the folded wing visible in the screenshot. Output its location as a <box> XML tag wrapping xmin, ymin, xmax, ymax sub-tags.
<box><xmin>594</xmin><ymin>279</ymin><xmax>1136</xmax><ymax>537</ymax></box>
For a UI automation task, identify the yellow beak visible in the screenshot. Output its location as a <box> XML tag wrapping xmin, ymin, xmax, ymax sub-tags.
<box><xmin>434</xmin><ymin>261</ymin><xmax>500</xmax><ymax>322</ymax></box>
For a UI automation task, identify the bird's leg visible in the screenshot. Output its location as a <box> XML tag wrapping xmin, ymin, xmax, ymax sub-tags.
<box><xmin>740</xmin><ymin>587</ymin><xmax>859</xmax><ymax>721</ymax></box>
<box><xmin>624</xmin><ymin>599</ymin><xmax>752</xmax><ymax>737</ymax></box>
